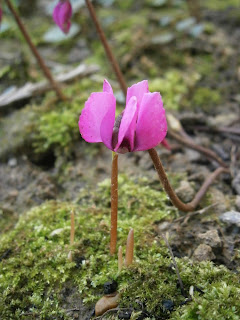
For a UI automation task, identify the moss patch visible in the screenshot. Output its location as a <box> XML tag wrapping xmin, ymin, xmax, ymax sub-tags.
<box><xmin>0</xmin><ymin>175</ymin><xmax>240</xmax><ymax>319</ymax></box>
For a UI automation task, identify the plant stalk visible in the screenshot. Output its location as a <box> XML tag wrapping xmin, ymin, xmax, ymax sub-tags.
<box><xmin>5</xmin><ymin>0</ymin><xmax>66</xmax><ymax>101</ymax></box>
<box><xmin>148</xmin><ymin>148</ymin><xmax>229</xmax><ymax>212</ymax></box>
<box><xmin>85</xmin><ymin>0</ymin><xmax>127</xmax><ymax>95</ymax></box>
<box><xmin>110</xmin><ymin>152</ymin><xmax>118</xmax><ymax>255</ymax></box>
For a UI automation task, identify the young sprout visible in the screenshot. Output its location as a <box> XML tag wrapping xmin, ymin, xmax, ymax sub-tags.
<box><xmin>118</xmin><ymin>246</ymin><xmax>123</xmax><ymax>272</ymax></box>
<box><xmin>125</xmin><ymin>228</ymin><xmax>134</xmax><ymax>267</ymax></box>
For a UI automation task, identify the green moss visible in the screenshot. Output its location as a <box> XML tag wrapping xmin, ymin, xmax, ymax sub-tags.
<box><xmin>1</xmin><ymin>175</ymin><xmax>240</xmax><ymax>319</ymax></box>
<box><xmin>149</xmin><ymin>70</ymin><xmax>198</xmax><ymax>110</ymax></box>
<box><xmin>203</xmin><ymin>0</ymin><xmax>240</xmax><ymax>10</ymax></box>
<box><xmin>192</xmin><ymin>87</ymin><xmax>221</xmax><ymax>111</ymax></box>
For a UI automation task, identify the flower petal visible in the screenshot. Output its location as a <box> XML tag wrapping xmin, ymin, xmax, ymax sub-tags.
<box><xmin>53</xmin><ymin>1</ymin><xmax>72</xmax><ymax>34</ymax></box>
<box><xmin>126</xmin><ymin>80</ymin><xmax>149</xmax><ymax>110</ymax></box>
<box><xmin>79</xmin><ymin>92</ymin><xmax>116</xmax><ymax>144</ymax></box>
<box><xmin>134</xmin><ymin>92</ymin><xmax>167</xmax><ymax>151</ymax></box>
<box><xmin>114</xmin><ymin>96</ymin><xmax>137</xmax><ymax>153</ymax></box>
<box><xmin>103</xmin><ymin>79</ymin><xmax>113</xmax><ymax>94</ymax></box>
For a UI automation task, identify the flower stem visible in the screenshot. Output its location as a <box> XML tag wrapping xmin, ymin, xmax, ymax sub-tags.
<box><xmin>148</xmin><ymin>148</ymin><xmax>230</xmax><ymax>212</ymax></box>
<box><xmin>110</xmin><ymin>152</ymin><xmax>118</xmax><ymax>255</ymax></box>
<box><xmin>85</xmin><ymin>0</ymin><xmax>127</xmax><ymax>95</ymax></box>
<box><xmin>5</xmin><ymin>0</ymin><xmax>66</xmax><ymax>101</ymax></box>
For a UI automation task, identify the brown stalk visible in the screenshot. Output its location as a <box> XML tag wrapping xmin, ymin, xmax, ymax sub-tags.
<box><xmin>5</xmin><ymin>0</ymin><xmax>66</xmax><ymax>101</ymax></box>
<box><xmin>85</xmin><ymin>0</ymin><xmax>127</xmax><ymax>95</ymax></box>
<box><xmin>125</xmin><ymin>228</ymin><xmax>134</xmax><ymax>267</ymax></box>
<box><xmin>148</xmin><ymin>148</ymin><xmax>230</xmax><ymax>212</ymax></box>
<box><xmin>70</xmin><ymin>210</ymin><xmax>75</xmax><ymax>246</ymax></box>
<box><xmin>110</xmin><ymin>153</ymin><xmax>118</xmax><ymax>255</ymax></box>
<box><xmin>168</xmin><ymin>130</ymin><xmax>228</xmax><ymax>168</ymax></box>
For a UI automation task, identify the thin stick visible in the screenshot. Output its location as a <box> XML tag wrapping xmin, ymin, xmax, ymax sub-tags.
<box><xmin>110</xmin><ymin>152</ymin><xmax>118</xmax><ymax>255</ymax></box>
<box><xmin>5</xmin><ymin>0</ymin><xmax>66</xmax><ymax>101</ymax></box>
<box><xmin>148</xmin><ymin>148</ymin><xmax>230</xmax><ymax>212</ymax></box>
<box><xmin>70</xmin><ymin>210</ymin><xmax>75</xmax><ymax>246</ymax></box>
<box><xmin>168</xmin><ymin>130</ymin><xmax>228</xmax><ymax>168</ymax></box>
<box><xmin>85</xmin><ymin>0</ymin><xmax>127</xmax><ymax>96</ymax></box>
<box><xmin>118</xmin><ymin>246</ymin><xmax>123</xmax><ymax>272</ymax></box>
<box><xmin>125</xmin><ymin>228</ymin><xmax>134</xmax><ymax>267</ymax></box>
<box><xmin>162</xmin><ymin>233</ymin><xmax>185</xmax><ymax>296</ymax></box>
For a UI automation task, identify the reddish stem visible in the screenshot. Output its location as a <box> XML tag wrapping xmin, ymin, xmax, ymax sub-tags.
<box><xmin>85</xmin><ymin>0</ymin><xmax>127</xmax><ymax>95</ymax></box>
<box><xmin>5</xmin><ymin>0</ymin><xmax>66</xmax><ymax>101</ymax></box>
<box><xmin>148</xmin><ymin>148</ymin><xmax>229</xmax><ymax>212</ymax></box>
<box><xmin>110</xmin><ymin>153</ymin><xmax>118</xmax><ymax>255</ymax></box>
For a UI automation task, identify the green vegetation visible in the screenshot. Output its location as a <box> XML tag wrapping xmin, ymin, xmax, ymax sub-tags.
<box><xmin>192</xmin><ymin>87</ymin><xmax>221</xmax><ymax>111</ymax></box>
<box><xmin>0</xmin><ymin>175</ymin><xmax>239</xmax><ymax>319</ymax></box>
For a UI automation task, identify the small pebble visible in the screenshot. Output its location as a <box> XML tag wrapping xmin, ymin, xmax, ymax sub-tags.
<box><xmin>104</xmin><ymin>280</ymin><xmax>118</xmax><ymax>294</ymax></box>
<box><xmin>219</xmin><ymin>211</ymin><xmax>240</xmax><ymax>227</ymax></box>
<box><xmin>162</xmin><ymin>299</ymin><xmax>174</xmax><ymax>312</ymax></box>
<box><xmin>8</xmin><ymin>158</ymin><xmax>17</xmax><ymax>167</ymax></box>
<box><xmin>192</xmin><ymin>244</ymin><xmax>215</xmax><ymax>262</ymax></box>
<box><xmin>197</xmin><ymin>229</ymin><xmax>221</xmax><ymax>248</ymax></box>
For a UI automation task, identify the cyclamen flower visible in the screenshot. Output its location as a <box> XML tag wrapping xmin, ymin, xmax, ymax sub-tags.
<box><xmin>79</xmin><ymin>80</ymin><xmax>167</xmax><ymax>153</ymax></box>
<box><xmin>53</xmin><ymin>0</ymin><xmax>72</xmax><ymax>34</ymax></box>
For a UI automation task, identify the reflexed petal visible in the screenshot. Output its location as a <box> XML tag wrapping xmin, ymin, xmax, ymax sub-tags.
<box><xmin>103</xmin><ymin>79</ymin><xmax>113</xmax><ymax>94</ymax></box>
<box><xmin>126</xmin><ymin>80</ymin><xmax>149</xmax><ymax>110</ymax></box>
<box><xmin>134</xmin><ymin>92</ymin><xmax>167</xmax><ymax>151</ymax></box>
<box><xmin>114</xmin><ymin>96</ymin><xmax>137</xmax><ymax>153</ymax></box>
<box><xmin>79</xmin><ymin>92</ymin><xmax>116</xmax><ymax>144</ymax></box>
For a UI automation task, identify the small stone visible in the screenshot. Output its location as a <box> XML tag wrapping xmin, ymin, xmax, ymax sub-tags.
<box><xmin>8</xmin><ymin>158</ymin><xmax>17</xmax><ymax>167</ymax></box>
<box><xmin>197</xmin><ymin>229</ymin><xmax>221</xmax><ymax>248</ymax></box>
<box><xmin>175</xmin><ymin>181</ymin><xmax>195</xmax><ymax>202</ymax></box>
<box><xmin>232</xmin><ymin>173</ymin><xmax>240</xmax><ymax>195</ymax></box>
<box><xmin>162</xmin><ymin>299</ymin><xmax>174</xmax><ymax>312</ymax></box>
<box><xmin>192</xmin><ymin>244</ymin><xmax>216</xmax><ymax>262</ymax></box>
<box><xmin>219</xmin><ymin>211</ymin><xmax>240</xmax><ymax>227</ymax></box>
<box><xmin>158</xmin><ymin>221</ymin><xmax>171</xmax><ymax>232</ymax></box>
<box><xmin>104</xmin><ymin>280</ymin><xmax>118</xmax><ymax>295</ymax></box>
<box><xmin>50</xmin><ymin>228</ymin><xmax>65</xmax><ymax>237</ymax></box>
<box><xmin>95</xmin><ymin>292</ymin><xmax>120</xmax><ymax>316</ymax></box>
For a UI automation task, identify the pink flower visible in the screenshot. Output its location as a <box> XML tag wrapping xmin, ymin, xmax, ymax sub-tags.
<box><xmin>79</xmin><ymin>80</ymin><xmax>167</xmax><ymax>153</ymax></box>
<box><xmin>53</xmin><ymin>0</ymin><xmax>72</xmax><ymax>34</ymax></box>
<box><xmin>0</xmin><ymin>7</ymin><xmax>2</xmax><ymax>27</ymax></box>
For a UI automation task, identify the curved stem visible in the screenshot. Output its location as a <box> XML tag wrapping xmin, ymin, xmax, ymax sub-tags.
<box><xmin>85</xmin><ymin>0</ymin><xmax>127</xmax><ymax>96</ymax></box>
<box><xmin>168</xmin><ymin>130</ymin><xmax>228</xmax><ymax>168</ymax></box>
<box><xmin>5</xmin><ymin>0</ymin><xmax>67</xmax><ymax>101</ymax></box>
<box><xmin>148</xmin><ymin>148</ymin><xmax>229</xmax><ymax>212</ymax></box>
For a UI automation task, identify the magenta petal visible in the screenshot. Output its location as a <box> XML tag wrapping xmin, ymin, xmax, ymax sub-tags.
<box><xmin>79</xmin><ymin>92</ymin><xmax>116</xmax><ymax>144</ymax></box>
<box><xmin>103</xmin><ymin>79</ymin><xmax>113</xmax><ymax>94</ymax></box>
<box><xmin>53</xmin><ymin>1</ymin><xmax>72</xmax><ymax>34</ymax></box>
<box><xmin>134</xmin><ymin>92</ymin><xmax>167</xmax><ymax>151</ymax></box>
<box><xmin>0</xmin><ymin>7</ymin><xmax>2</xmax><ymax>26</ymax></box>
<box><xmin>126</xmin><ymin>80</ymin><xmax>149</xmax><ymax>110</ymax></box>
<box><xmin>114</xmin><ymin>96</ymin><xmax>137</xmax><ymax>153</ymax></box>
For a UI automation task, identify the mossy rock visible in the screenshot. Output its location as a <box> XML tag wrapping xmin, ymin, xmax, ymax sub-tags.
<box><xmin>0</xmin><ymin>175</ymin><xmax>240</xmax><ymax>319</ymax></box>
